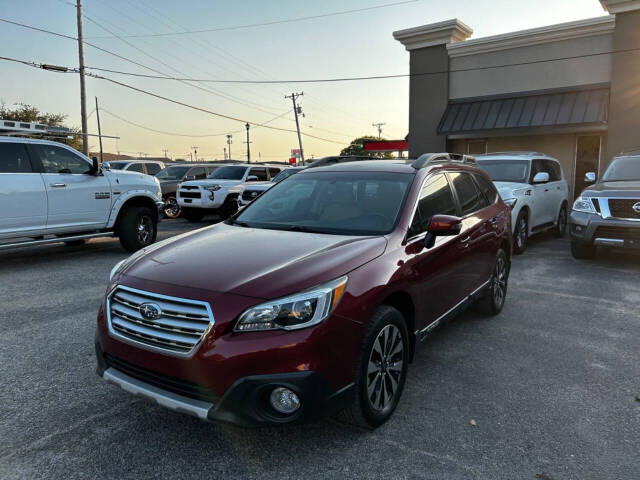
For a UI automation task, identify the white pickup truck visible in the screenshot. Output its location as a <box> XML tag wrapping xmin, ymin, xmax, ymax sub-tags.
<box><xmin>0</xmin><ymin>137</ymin><xmax>163</xmax><ymax>252</ymax></box>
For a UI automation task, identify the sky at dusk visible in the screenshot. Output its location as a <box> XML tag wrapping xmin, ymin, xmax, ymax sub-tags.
<box><xmin>1</xmin><ymin>0</ymin><xmax>606</xmax><ymax>161</ymax></box>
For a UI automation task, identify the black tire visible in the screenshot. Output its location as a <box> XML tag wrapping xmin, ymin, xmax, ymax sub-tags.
<box><xmin>118</xmin><ymin>206</ymin><xmax>157</xmax><ymax>253</ymax></box>
<box><xmin>182</xmin><ymin>208</ymin><xmax>205</xmax><ymax>222</ymax></box>
<box><xmin>571</xmin><ymin>240</ymin><xmax>596</xmax><ymax>259</ymax></box>
<box><xmin>163</xmin><ymin>196</ymin><xmax>181</xmax><ymax>219</ymax></box>
<box><xmin>342</xmin><ymin>305</ymin><xmax>409</xmax><ymax>429</ymax></box>
<box><xmin>553</xmin><ymin>203</ymin><xmax>567</xmax><ymax>238</ymax></box>
<box><xmin>219</xmin><ymin>198</ymin><xmax>238</xmax><ymax>220</ymax></box>
<box><xmin>64</xmin><ymin>239</ymin><xmax>87</xmax><ymax>247</ymax></box>
<box><xmin>473</xmin><ymin>248</ymin><xmax>509</xmax><ymax>316</ymax></box>
<box><xmin>513</xmin><ymin>210</ymin><xmax>528</xmax><ymax>255</ymax></box>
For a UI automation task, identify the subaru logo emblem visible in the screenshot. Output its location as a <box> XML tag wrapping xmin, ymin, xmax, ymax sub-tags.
<box><xmin>139</xmin><ymin>303</ymin><xmax>162</xmax><ymax>321</ymax></box>
<box><xmin>633</xmin><ymin>202</ymin><xmax>640</xmax><ymax>214</ymax></box>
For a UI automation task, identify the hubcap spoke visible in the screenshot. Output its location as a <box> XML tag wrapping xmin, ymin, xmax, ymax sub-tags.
<box><xmin>367</xmin><ymin>324</ymin><xmax>404</xmax><ymax>412</ymax></box>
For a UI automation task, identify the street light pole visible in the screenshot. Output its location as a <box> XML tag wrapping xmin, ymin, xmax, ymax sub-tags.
<box><xmin>226</xmin><ymin>134</ymin><xmax>233</xmax><ymax>160</ymax></box>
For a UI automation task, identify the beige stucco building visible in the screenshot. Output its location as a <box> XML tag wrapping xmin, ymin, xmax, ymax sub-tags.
<box><xmin>394</xmin><ymin>0</ymin><xmax>640</xmax><ymax>198</ymax></box>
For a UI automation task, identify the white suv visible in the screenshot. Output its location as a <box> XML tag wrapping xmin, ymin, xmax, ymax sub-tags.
<box><xmin>476</xmin><ymin>152</ymin><xmax>569</xmax><ymax>253</ymax></box>
<box><xmin>177</xmin><ymin>164</ymin><xmax>285</xmax><ymax>221</ymax></box>
<box><xmin>0</xmin><ymin>137</ymin><xmax>163</xmax><ymax>252</ymax></box>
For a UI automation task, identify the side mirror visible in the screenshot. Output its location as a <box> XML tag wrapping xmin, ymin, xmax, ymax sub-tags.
<box><xmin>91</xmin><ymin>156</ymin><xmax>101</xmax><ymax>175</ymax></box>
<box><xmin>247</xmin><ymin>175</ymin><xmax>259</xmax><ymax>182</ymax></box>
<box><xmin>532</xmin><ymin>172</ymin><xmax>549</xmax><ymax>184</ymax></box>
<box><xmin>584</xmin><ymin>172</ymin><xmax>596</xmax><ymax>183</ymax></box>
<box><xmin>424</xmin><ymin>215</ymin><xmax>462</xmax><ymax>248</ymax></box>
<box><xmin>102</xmin><ymin>162</ymin><xmax>111</xmax><ymax>171</ymax></box>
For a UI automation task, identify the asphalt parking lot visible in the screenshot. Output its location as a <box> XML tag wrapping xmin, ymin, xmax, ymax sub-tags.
<box><xmin>1</xmin><ymin>220</ymin><xmax>639</xmax><ymax>480</ymax></box>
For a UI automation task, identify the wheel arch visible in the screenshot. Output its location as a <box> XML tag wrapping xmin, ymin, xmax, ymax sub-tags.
<box><xmin>111</xmin><ymin>195</ymin><xmax>159</xmax><ymax>236</ymax></box>
<box><xmin>379</xmin><ymin>290</ymin><xmax>416</xmax><ymax>363</ymax></box>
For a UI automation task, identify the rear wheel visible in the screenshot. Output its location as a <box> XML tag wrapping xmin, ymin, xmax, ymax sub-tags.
<box><xmin>163</xmin><ymin>196</ymin><xmax>180</xmax><ymax>219</ymax></box>
<box><xmin>182</xmin><ymin>208</ymin><xmax>205</xmax><ymax>222</ymax></box>
<box><xmin>473</xmin><ymin>249</ymin><xmax>509</xmax><ymax>315</ymax></box>
<box><xmin>571</xmin><ymin>240</ymin><xmax>596</xmax><ymax>259</ymax></box>
<box><xmin>118</xmin><ymin>206</ymin><xmax>157</xmax><ymax>252</ymax></box>
<box><xmin>553</xmin><ymin>203</ymin><xmax>567</xmax><ymax>237</ymax></box>
<box><xmin>513</xmin><ymin>211</ymin><xmax>528</xmax><ymax>254</ymax></box>
<box><xmin>342</xmin><ymin>305</ymin><xmax>408</xmax><ymax>429</ymax></box>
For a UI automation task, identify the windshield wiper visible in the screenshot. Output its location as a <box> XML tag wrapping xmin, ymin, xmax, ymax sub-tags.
<box><xmin>265</xmin><ymin>224</ymin><xmax>327</xmax><ymax>234</ymax></box>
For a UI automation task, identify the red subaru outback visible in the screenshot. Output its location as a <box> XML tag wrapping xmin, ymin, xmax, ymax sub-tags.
<box><xmin>96</xmin><ymin>154</ymin><xmax>512</xmax><ymax>428</ymax></box>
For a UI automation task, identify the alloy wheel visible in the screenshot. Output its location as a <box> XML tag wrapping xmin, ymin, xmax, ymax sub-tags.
<box><xmin>366</xmin><ymin>325</ymin><xmax>404</xmax><ymax>412</ymax></box>
<box><xmin>164</xmin><ymin>198</ymin><xmax>180</xmax><ymax>218</ymax></box>
<box><xmin>516</xmin><ymin>217</ymin><xmax>527</xmax><ymax>250</ymax></box>
<box><xmin>136</xmin><ymin>215</ymin><xmax>153</xmax><ymax>244</ymax></box>
<box><xmin>558</xmin><ymin>206</ymin><xmax>567</xmax><ymax>233</ymax></box>
<box><xmin>492</xmin><ymin>255</ymin><xmax>507</xmax><ymax>308</ymax></box>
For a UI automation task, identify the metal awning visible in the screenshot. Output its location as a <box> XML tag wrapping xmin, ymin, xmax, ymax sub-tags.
<box><xmin>438</xmin><ymin>86</ymin><xmax>609</xmax><ymax>135</ymax></box>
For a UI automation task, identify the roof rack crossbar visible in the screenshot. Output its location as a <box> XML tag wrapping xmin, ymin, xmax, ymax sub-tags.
<box><xmin>411</xmin><ymin>153</ymin><xmax>477</xmax><ymax>169</ymax></box>
<box><xmin>477</xmin><ymin>151</ymin><xmax>542</xmax><ymax>156</ymax></box>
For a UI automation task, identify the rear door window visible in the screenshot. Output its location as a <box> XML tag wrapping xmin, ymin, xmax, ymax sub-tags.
<box><xmin>145</xmin><ymin>163</ymin><xmax>161</xmax><ymax>175</ymax></box>
<box><xmin>449</xmin><ymin>172</ymin><xmax>487</xmax><ymax>216</ymax></box>
<box><xmin>408</xmin><ymin>174</ymin><xmax>457</xmax><ymax>237</ymax></box>
<box><xmin>190</xmin><ymin>167</ymin><xmax>206</xmax><ymax>179</ymax></box>
<box><xmin>543</xmin><ymin>160</ymin><xmax>562</xmax><ymax>182</ymax></box>
<box><xmin>248</xmin><ymin>168</ymin><xmax>268</xmax><ymax>181</ymax></box>
<box><xmin>472</xmin><ymin>173</ymin><xmax>498</xmax><ymax>204</ymax></box>
<box><xmin>0</xmin><ymin>143</ymin><xmax>33</xmax><ymax>173</ymax></box>
<box><xmin>268</xmin><ymin>167</ymin><xmax>281</xmax><ymax>179</ymax></box>
<box><xmin>127</xmin><ymin>163</ymin><xmax>144</xmax><ymax>173</ymax></box>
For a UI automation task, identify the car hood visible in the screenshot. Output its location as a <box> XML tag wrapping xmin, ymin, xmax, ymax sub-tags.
<box><xmin>180</xmin><ymin>179</ymin><xmax>242</xmax><ymax>188</ymax></box>
<box><xmin>105</xmin><ymin>170</ymin><xmax>159</xmax><ymax>189</ymax></box>
<box><xmin>494</xmin><ymin>181</ymin><xmax>531</xmax><ymax>199</ymax></box>
<box><xmin>121</xmin><ymin>222</ymin><xmax>387</xmax><ymax>299</ymax></box>
<box><xmin>581</xmin><ymin>181</ymin><xmax>640</xmax><ymax>197</ymax></box>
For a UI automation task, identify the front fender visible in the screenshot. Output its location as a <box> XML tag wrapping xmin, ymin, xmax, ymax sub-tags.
<box><xmin>107</xmin><ymin>190</ymin><xmax>163</xmax><ymax>228</ymax></box>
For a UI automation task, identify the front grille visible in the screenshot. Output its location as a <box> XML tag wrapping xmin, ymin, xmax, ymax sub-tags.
<box><xmin>181</xmin><ymin>185</ymin><xmax>199</xmax><ymax>190</ymax></box>
<box><xmin>179</xmin><ymin>191</ymin><xmax>201</xmax><ymax>199</ymax></box>
<box><xmin>104</xmin><ymin>354</ymin><xmax>217</xmax><ymax>403</ymax></box>
<box><xmin>608</xmin><ymin>198</ymin><xmax>640</xmax><ymax>219</ymax></box>
<box><xmin>242</xmin><ymin>190</ymin><xmax>261</xmax><ymax>201</ymax></box>
<box><xmin>595</xmin><ymin>226</ymin><xmax>640</xmax><ymax>242</ymax></box>
<box><xmin>107</xmin><ymin>286</ymin><xmax>214</xmax><ymax>357</ymax></box>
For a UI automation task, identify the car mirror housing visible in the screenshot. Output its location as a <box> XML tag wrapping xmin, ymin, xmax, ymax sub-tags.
<box><xmin>424</xmin><ymin>215</ymin><xmax>462</xmax><ymax>248</ymax></box>
<box><xmin>247</xmin><ymin>175</ymin><xmax>259</xmax><ymax>182</ymax></box>
<box><xmin>584</xmin><ymin>172</ymin><xmax>596</xmax><ymax>183</ymax></box>
<box><xmin>532</xmin><ymin>172</ymin><xmax>549</xmax><ymax>184</ymax></box>
<box><xmin>91</xmin><ymin>156</ymin><xmax>101</xmax><ymax>175</ymax></box>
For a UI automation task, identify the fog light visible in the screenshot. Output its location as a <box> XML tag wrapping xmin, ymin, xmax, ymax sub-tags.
<box><xmin>269</xmin><ymin>387</ymin><xmax>300</xmax><ymax>414</ymax></box>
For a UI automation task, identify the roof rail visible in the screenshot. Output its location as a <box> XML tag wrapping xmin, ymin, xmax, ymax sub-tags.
<box><xmin>616</xmin><ymin>149</ymin><xmax>640</xmax><ymax>157</ymax></box>
<box><xmin>411</xmin><ymin>153</ymin><xmax>477</xmax><ymax>169</ymax></box>
<box><xmin>478</xmin><ymin>151</ymin><xmax>542</xmax><ymax>156</ymax></box>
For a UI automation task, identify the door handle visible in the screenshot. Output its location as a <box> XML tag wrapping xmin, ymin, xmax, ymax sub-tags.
<box><xmin>544</xmin><ymin>188</ymin><xmax>549</xmax><ymax>192</ymax></box>
<box><xmin>460</xmin><ymin>235</ymin><xmax>471</xmax><ymax>245</ymax></box>
<box><xmin>50</xmin><ymin>183</ymin><xmax>67</xmax><ymax>188</ymax></box>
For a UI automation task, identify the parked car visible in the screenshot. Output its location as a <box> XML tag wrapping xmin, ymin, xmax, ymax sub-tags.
<box><xmin>0</xmin><ymin>137</ymin><xmax>163</xmax><ymax>252</ymax></box>
<box><xmin>176</xmin><ymin>163</ymin><xmax>286</xmax><ymax>221</ymax></box>
<box><xmin>104</xmin><ymin>159</ymin><xmax>165</xmax><ymax>175</ymax></box>
<box><xmin>476</xmin><ymin>152</ymin><xmax>569</xmax><ymax>253</ymax></box>
<box><xmin>233</xmin><ymin>166</ymin><xmax>305</xmax><ymax>207</ymax></box>
<box><xmin>155</xmin><ymin>163</ymin><xmax>220</xmax><ymax>218</ymax></box>
<box><xmin>96</xmin><ymin>153</ymin><xmax>512</xmax><ymax>428</ymax></box>
<box><xmin>569</xmin><ymin>153</ymin><xmax>640</xmax><ymax>259</ymax></box>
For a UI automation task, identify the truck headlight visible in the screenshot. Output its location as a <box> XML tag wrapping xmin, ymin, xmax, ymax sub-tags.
<box><xmin>234</xmin><ymin>276</ymin><xmax>348</xmax><ymax>332</ymax></box>
<box><xmin>572</xmin><ymin>196</ymin><xmax>596</xmax><ymax>214</ymax></box>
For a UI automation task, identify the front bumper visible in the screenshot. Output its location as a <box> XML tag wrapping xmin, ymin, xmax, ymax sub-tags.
<box><xmin>569</xmin><ymin>211</ymin><xmax>640</xmax><ymax>249</ymax></box>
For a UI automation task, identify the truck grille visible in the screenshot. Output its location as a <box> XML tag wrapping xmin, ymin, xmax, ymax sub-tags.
<box><xmin>608</xmin><ymin>199</ymin><xmax>640</xmax><ymax>219</ymax></box>
<box><xmin>107</xmin><ymin>285</ymin><xmax>214</xmax><ymax>357</ymax></box>
<box><xmin>181</xmin><ymin>185</ymin><xmax>199</xmax><ymax>190</ymax></box>
<box><xmin>179</xmin><ymin>191</ymin><xmax>201</xmax><ymax>199</ymax></box>
<box><xmin>595</xmin><ymin>226</ymin><xmax>640</xmax><ymax>242</ymax></box>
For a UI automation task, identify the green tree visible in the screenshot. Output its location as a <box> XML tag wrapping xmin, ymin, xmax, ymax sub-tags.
<box><xmin>0</xmin><ymin>102</ymin><xmax>83</xmax><ymax>151</ymax></box>
<box><xmin>340</xmin><ymin>136</ymin><xmax>394</xmax><ymax>158</ymax></box>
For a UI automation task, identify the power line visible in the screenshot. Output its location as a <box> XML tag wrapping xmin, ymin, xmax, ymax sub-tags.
<box><xmin>83</xmin><ymin>0</ymin><xmax>420</xmax><ymax>39</ymax></box>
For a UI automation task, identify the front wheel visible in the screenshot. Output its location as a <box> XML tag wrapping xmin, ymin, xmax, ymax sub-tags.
<box><xmin>163</xmin><ymin>196</ymin><xmax>181</xmax><ymax>219</ymax></box>
<box><xmin>342</xmin><ymin>305</ymin><xmax>408</xmax><ymax>429</ymax></box>
<box><xmin>118</xmin><ymin>206</ymin><xmax>157</xmax><ymax>252</ymax></box>
<box><xmin>554</xmin><ymin>203</ymin><xmax>567</xmax><ymax>237</ymax></box>
<box><xmin>473</xmin><ymin>249</ymin><xmax>509</xmax><ymax>316</ymax></box>
<box><xmin>513</xmin><ymin>211</ymin><xmax>528</xmax><ymax>254</ymax></box>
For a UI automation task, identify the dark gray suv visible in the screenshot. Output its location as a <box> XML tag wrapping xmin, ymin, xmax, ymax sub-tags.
<box><xmin>569</xmin><ymin>153</ymin><xmax>640</xmax><ymax>258</ymax></box>
<box><xmin>156</xmin><ymin>164</ymin><xmax>219</xmax><ymax>218</ymax></box>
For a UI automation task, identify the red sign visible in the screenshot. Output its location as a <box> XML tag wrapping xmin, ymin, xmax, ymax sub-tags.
<box><xmin>289</xmin><ymin>157</ymin><xmax>297</xmax><ymax>165</ymax></box>
<box><xmin>363</xmin><ymin>140</ymin><xmax>409</xmax><ymax>152</ymax></box>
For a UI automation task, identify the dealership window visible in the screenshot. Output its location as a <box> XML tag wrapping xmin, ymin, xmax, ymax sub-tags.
<box><xmin>467</xmin><ymin>140</ymin><xmax>487</xmax><ymax>155</ymax></box>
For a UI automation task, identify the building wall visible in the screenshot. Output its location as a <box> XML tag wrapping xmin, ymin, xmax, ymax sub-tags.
<box><xmin>449</xmin><ymin>34</ymin><xmax>613</xmax><ymax>99</ymax></box>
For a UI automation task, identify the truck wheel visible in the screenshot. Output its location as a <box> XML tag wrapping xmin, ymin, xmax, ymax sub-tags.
<box><xmin>513</xmin><ymin>211</ymin><xmax>528</xmax><ymax>254</ymax></box>
<box><xmin>553</xmin><ymin>203</ymin><xmax>567</xmax><ymax>238</ymax></box>
<box><xmin>182</xmin><ymin>208</ymin><xmax>205</xmax><ymax>222</ymax></box>
<box><xmin>118</xmin><ymin>206</ymin><xmax>157</xmax><ymax>252</ymax></box>
<box><xmin>163</xmin><ymin>196</ymin><xmax>180</xmax><ymax>219</ymax></box>
<box><xmin>571</xmin><ymin>240</ymin><xmax>596</xmax><ymax>259</ymax></box>
<box><xmin>473</xmin><ymin>249</ymin><xmax>509</xmax><ymax>315</ymax></box>
<box><xmin>341</xmin><ymin>305</ymin><xmax>408</xmax><ymax>429</ymax></box>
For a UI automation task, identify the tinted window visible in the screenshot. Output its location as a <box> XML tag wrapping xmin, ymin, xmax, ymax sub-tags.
<box><xmin>0</xmin><ymin>143</ymin><xmax>33</xmax><ymax>173</ymax></box>
<box><xmin>236</xmin><ymin>172</ymin><xmax>412</xmax><ymax>236</ymax></box>
<box><xmin>269</xmin><ymin>167</ymin><xmax>281</xmax><ymax>179</ymax></box>
<box><xmin>544</xmin><ymin>160</ymin><xmax>562</xmax><ymax>182</ymax></box>
<box><xmin>476</xmin><ymin>159</ymin><xmax>529</xmax><ymax>183</ymax></box>
<box><xmin>529</xmin><ymin>159</ymin><xmax>546</xmax><ymax>182</ymax></box>
<box><xmin>127</xmin><ymin>163</ymin><xmax>144</xmax><ymax>173</ymax></box>
<box><xmin>145</xmin><ymin>163</ymin><xmax>161</xmax><ymax>175</ymax></box>
<box><xmin>208</xmin><ymin>166</ymin><xmax>246</xmax><ymax>180</ymax></box>
<box><xmin>473</xmin><ymin>173</ymin><xmax>498</xmax><ymax>204</ymax></box>
<box><xmin>408</xmin><ymin>174</ymin><xmax>457</xmax><ymax>237</ymax></box>
<box><xmin>450</xmin><ymin>172</ymin><xmax>485</xmax><ymax>216</ymax></box>
<box><xmin>190</xmin><ymin>167</ymin><xmax>206</xmax><ymax>179</ymax></box>
<box><xmin>108</xmin><ymin>162</ymin><xmax>127</xmax><ymax>170</ymax></box>
<box><xmin>272</xmin><ymin>168</ymin><xmax>301</xmax><ymax>183</ymax></box>
<box><xmin>156</xmin><ymin>165</ymin><xmax>190</xmax><ymax>180</ymax></box>
<box><xmin>248</xmin><ymin>168</ymin><xmax>268</xmax><ymax>181</ymax></box>
<box><xmin>35</xmin><ymin>145</ymin><xmax>91</xmax><ymax>174</ymax></box>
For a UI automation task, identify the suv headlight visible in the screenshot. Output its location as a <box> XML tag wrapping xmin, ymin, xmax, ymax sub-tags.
<box><xmin>572</xmin><ymin>196</ymin><xmax>596</xmax><ymax>214</ymax></box>
<box><xmin>204</xmin><ymin>185</ymin><xmax>222</xmax><ymax>192</ymax></box>
<box><xmin>234</xmin><ymin>276</ymin><xmax>348</xmax><ymax>332</ymax></box>
<box><xmin>503</xmin><ymin>198</ymin><xmax>517</xmax><ymax>209</ymax></box>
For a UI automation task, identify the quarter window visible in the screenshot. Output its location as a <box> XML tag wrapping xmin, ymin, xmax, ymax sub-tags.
<box><xmin>544</xmin><ymin>160</ymin><xmax>562</xmax><ymax>182</ymax></box>
<box><xmin>190</xmin><ymin>167</ymin><xmax>206</xmax><ymax>179</ymax></box>
<box><xmin>0</xmin><ymin>143</ymin><xmax>33</xmax><ymax>173</ymax></box>
<box><xmin>127</xmin><ymin>163</ymin><xmax>144</xmax><ymax>173</ymax></box>
<box><xmin>268</xmin><ymin>167</ymin><xmax>281</xmax><ymax>178</ymax></box>
<box><xmin>34</xmin><ymin>144</ymin><xmax>91</xmax><ymax>174</ymax></box>
<box><xmin>408</xmin><ymin>174</ymin><xmax>457</xmax><ymax>237</ymax></box>
<box><xmin>450</xmin><ymin>172</ymin><xmax>486</xmax><ymax>216</ymax></box>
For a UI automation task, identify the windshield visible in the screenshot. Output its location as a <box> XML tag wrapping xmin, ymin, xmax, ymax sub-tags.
<box><xmin>272</xmin><ymin>168</ymin><xmax>301</xmax><ymax>183</ymax></box>
<box><xmin>108</xmin><ymin>162</ymin><xmax>127</xmax><ymax>170</ymax></box>
<box><xmin>155</xmin><ymin>166</ymin><xmax>190</xmax><ymax>180</ymax></box>
<box><xmin>476</xmin><ymin>159</ymin><xmax>530</xmax><ymax>183</ymax></box>
<box><xmin>233</xmin><ymin>171</ymin><xmax>412</xmax><ymax>235</ymax></box>
<box><xmin>207</xmin><ymin>165</ymin><xmax>247</xmax><ymax>180</ymax></box>
<box><xmin>602</xmin><ymin>157</ymin><xmax>640</xmax><ymax>181</ymax></box>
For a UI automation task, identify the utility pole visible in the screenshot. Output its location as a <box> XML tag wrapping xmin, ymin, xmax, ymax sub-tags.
<box><xmin>191</xmin><ymin>146</ymin><xmax>198</xmax><ymax>162</ymax></box>
<box><xmin>245</xmin><ymin>123</ymin><xmax>251</xmax><ymax>163</ymax></box>
<box><xmin>226</xmin><ymin>134</ymin><xmax>233</xmax><ymax>160</ymax></box>
<box><xmin>162</xmin><ymin>149</ymin><xmax>168</xmax><ymax>160</ymax></box>
<box><xmin>372</xmin><ymin>122</ymin><xmax>385</xmax><ymax>138</ymax></box>
<box><xmin>76</xmin><ymin>0</ymin><xmax>88</xmax><ymax>155</ymax></box>
<box><xmin>223</xmin><ymin>147</ymin><xmax>227</xmax><ymax>160</ymax></box>
<box><xmin>285</xmin><ymin>92</ymin><xmax>305</xmax><ymax>165</ymax></box>
<box><xmin>94</xmin><ymin>97</ymin><xmax>103</xmax><ymax>164</ymax></box>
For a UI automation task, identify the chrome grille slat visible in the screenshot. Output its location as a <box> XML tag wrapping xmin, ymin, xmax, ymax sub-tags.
<box><xmin>107</xmin><ymin>286</ymin><xmax>215</xmax><ymax>358</ymax></box>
